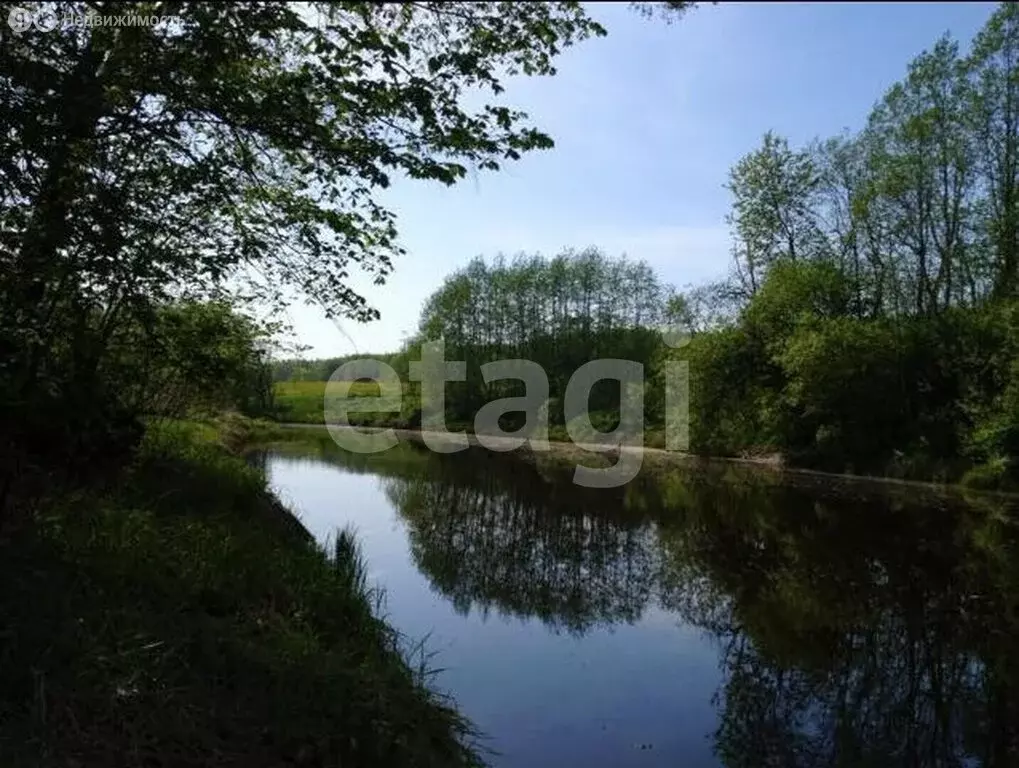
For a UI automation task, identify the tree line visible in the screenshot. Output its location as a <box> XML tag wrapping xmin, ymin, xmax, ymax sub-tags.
<box><xmin>273</xmin><ymin>352</ymin><xmax>413</xmax><ymax>384</ymax></box>
<box><xmin>658</xmin><ymin>3</ymin><xmax>1019</xmax><ymax>487</ymax></box>
<box><xmin>722</xmin><ymin>26</ymin><xmax>1016</xmax><ymax>314</ymax></box>
<box><xmin>414</xmin><ymin>248</ymin><xmax>669</xmax><ymax>422</ymax></box>
<box><xmin>269</xmin><ymin>3</ymin><xmax>1019</xmax><ymax>488</ymax></box>
<box><xmin>275</xmin><ymin>248</ymin><xmax>671</xmax><ymax>426</ymax></box>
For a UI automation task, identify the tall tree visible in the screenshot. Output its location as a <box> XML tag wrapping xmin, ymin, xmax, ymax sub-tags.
<box><xmin>968</xmin><ymin>2</ymin><xmax>1019</xmax><ymax>299</ymax></box>
<box><xmin>861</xmin><ymin>35</ymin><xmax>973</xmax><ymax>315</ymax></box>
<box><xmin>726</xmin><ymin>132</ymin><xmax>821</xmax><ymax>297</ymax></box>
<box><xmin>812</xmin><ymin>133</ymin><xmax>872</xmax><ymax>315</ymax></box>
<box><xmin>417</xmin><ymin>248</ymin><xmax>671</xmax><ymax>420</ymax></box>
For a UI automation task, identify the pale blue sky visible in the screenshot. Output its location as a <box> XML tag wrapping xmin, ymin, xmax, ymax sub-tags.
<box><xmin>283</xmin><ymin>1</ymin><xmax>998</xmax><ymax>358</ymax></box>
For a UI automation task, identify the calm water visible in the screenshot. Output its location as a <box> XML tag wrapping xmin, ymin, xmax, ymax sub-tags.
<box><xmin>251</xmin><ymin>440</ymin><xmax>1019</xmax><ymax>767</ymax></box>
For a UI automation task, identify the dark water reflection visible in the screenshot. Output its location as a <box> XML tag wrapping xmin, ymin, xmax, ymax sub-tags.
<box><xmin>252</xmin><ymin>441</ymin><xmax>1019</xmax><ymax>767</ymax></box>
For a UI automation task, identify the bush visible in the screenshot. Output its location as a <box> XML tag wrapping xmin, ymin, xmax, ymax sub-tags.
<box><xmin>777</xmin><ymin>317</ymin><xmax>908</xmax><ymax>470</ymax></box>
<box><xmin>656</xmin><ymin>266</ymin><xmax>1019</xmax><ymax>481</ymax></box>
<box><xmin>961</xmin><ymin>456</ymin><xmax>1018</xmax><ymax>491</ymax></box>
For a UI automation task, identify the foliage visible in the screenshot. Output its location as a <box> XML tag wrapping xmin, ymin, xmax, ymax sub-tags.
<box><xmin>726</xmin><ymin>132</ymin><xmax>823</xmax><ymax>296</ymax></box>
<box><xmin>0</xmin><ymin>0</ymin><xmax>613</xmax><ymax>488</ymax></box>
<box><xmin>416</xmin><ymin>248</ymin><xmax>670</xmax><ymax>423</ymax></box>
<box><xmin>718</xmin><ymin>6</ymin><xmax>1019</xmax><ymax>316</ymax></box>
<box><xmin>629</xmin><ymin>1</ymin><xmax>699</xmax><ymax>23</ymax></box>
<box><xmin>659</xmin><ymin>257</ymin><xmax>1019</xmax><ymax>481</ymax></box>
<box><xmin>776</xmin><ymin>317</ymin><xmax>911</xmax><ymax>469</ymax></box>
<box><xmin>1</xmin><ymin>0</ymin><xmax>607</xmax><ymax>319</ymax></box>
<box><xmin>656</xmin><ymin>4</ymin><xmax>1019</xmax><ymax>482</ymax></box>
<box><xmin>115</xmin><ymin>301</ymin><xmax>277</xmax><ymax>418</ymax></box>
<box><xmin>678</xmin><ymin>326</ymin><xmax>775</xmax><ymax>456</ymax></box>
<box><xmin>741</xmin><ymin>260</ymin><xmax>854</xmax><ymax>348</ymax></box>
<box><xmin>0</xmin><ymin>298</ymin><xmax>276</xmax><ymax>502</ymax></box>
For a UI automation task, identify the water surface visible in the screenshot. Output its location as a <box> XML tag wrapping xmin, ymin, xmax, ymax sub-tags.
<box><xmin>252</xmin><ymin>440</ymin><xmax>1019</xmax><ymax>767</ymax></box>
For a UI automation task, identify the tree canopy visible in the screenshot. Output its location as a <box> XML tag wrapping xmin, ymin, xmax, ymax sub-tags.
<box><xmin>717</xmin><ymin>5</ymin><xmax>1019</xmax><ymax>316</ymax></box>
<box><xmin>1</xmin><ymin>0</ymin><xmax>664</xmax><ymax>472</ymax></box>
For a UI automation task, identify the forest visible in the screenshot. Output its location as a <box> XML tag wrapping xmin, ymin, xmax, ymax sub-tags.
<box><xmin>277</xmin><ymin>4</ymin><xmax>1019</xmax><ymax>489</ymax></box>
<box><xmin>414</xmin><ymin>248</ymin><xmax>669</xmax><ymax>424</ymax></box>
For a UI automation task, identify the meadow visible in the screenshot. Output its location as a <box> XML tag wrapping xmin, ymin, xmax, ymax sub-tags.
<box><xmin>274</xmin><ymin>380</ymin><xmax>423</xmax><ymax>427</ymax></box>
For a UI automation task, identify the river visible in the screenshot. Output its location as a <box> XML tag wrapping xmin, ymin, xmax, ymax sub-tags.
<box><xmin>250</xmin><ymin>438</ymin><xmax>1019</xmax><ymax>767</ymax></box>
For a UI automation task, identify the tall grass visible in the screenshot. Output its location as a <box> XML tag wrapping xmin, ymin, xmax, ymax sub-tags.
<box><xmin>0</xmin><ymin>418</ymin><xmax>482</xmax><ymax>767</ymax></box>
<box><xmin>333</xmin><ymin>525</ymin><xmax>370</xmax><ymax>597</ymax></box>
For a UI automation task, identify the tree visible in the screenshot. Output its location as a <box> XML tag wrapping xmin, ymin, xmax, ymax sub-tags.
<box><xmin>968</xmin><ymin>2</ymin><xmax>1019</xmax><ymax>299</ymax></box>
<box><xmin>112</xmin><ymin>301</ymin><xmax>278</xmax><ymax>419</ymax></box>
<box><xmin>629</xmin><ymin>1</ymin><xmax>699</xmax><ymax>22</ymax></box>
<box><xmin>663</xmin><ymin>4</ymin><xmax>1019</xmax><ymax>481</ymax></box>
<box><xmin>862</xmin><ymin>35</ymin><xmax>975</xmax><ymax>316</ymax></box>
<box><xmin>811</xmin><ymin>133</ymin><xmax>876</xmax><ymax>316</ymax></box>
<box><xmin>726</xmin><ymin>132</ymin><xmax>822</xmax><ymax>297</ymax></box>
<box><xmin>0</xmin><ymin>0</ymin><xmax>635</xmax><ymax>468</ymax></box>
<box><xmin>416</xmin><ymin>248</ymin><xmax>671</xmax><ymax>421</ymax></box>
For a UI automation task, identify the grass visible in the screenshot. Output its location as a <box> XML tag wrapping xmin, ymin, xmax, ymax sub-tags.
<box><xmin>274</xmin><ymin>381</ymin><xmax>423</xmax><ymax>428</ymax></box>
<box><xmin>272</xmin><ymin>381</ymin><xmax>668</xmax><ymax>447</ymax></box>
<box><xmin>0</xmin><ymin>416</ymin><xmax>482</xmax><ymax>768</ymax></box>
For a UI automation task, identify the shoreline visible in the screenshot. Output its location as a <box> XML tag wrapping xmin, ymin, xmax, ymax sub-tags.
<box><xmin>270</xmin><ymin>421</ymin><xmax>1019</xmax><ymax>504</ymax></box>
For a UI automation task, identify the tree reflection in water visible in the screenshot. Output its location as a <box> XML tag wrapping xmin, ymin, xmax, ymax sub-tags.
<box><xmin>654</xmin><ymin>469</ymin><xmax>1019</xmax><ymax>767</ymax></box>
<box><xmin>384</xmin><ymin>450</ymin><xmax>661</xmax><ymax>635</ymax></box>
<box><xmin>277</xmin><ymin>442</ymin><xmax>1019</xmax><ymax>765</ymax></box>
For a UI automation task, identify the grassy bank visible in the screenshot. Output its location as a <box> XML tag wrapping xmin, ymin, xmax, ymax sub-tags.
<box><xmin>0</xmin><ymin>414</ymin><xmax>481</xmax><ymax>767</ymax></box>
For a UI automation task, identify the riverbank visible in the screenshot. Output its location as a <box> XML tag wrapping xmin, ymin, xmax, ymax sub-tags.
<box><xmin>275</xmin><ymin>421</ymin><xmax>1019</xmax><ymax>506</ymax></box>
<box><xmin>273</xmin><ymin>380</ymin><xmax>1018</xmax><ymax>492</ymax></box>
<box><xmin>271</xmin><ymin>380</ymin><xmax>670</xmax><ymax>448</ymax></box>
<box><xmin>0</xmin><ymin>414</ymin><xmax>482</xmax><ymax>767</ymax></box>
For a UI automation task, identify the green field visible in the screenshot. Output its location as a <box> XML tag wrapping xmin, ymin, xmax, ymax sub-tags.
<box><xmin>272</xmin><ymin>381</ymin><xmax>668</xmax><ymax>447</ymax></box>
<box><xmin>274</xmin><ymin>380</ymin><xmax>422</xmax><ymax>427</ymax></box>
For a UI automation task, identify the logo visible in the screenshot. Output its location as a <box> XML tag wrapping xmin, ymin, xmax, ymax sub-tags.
<box><xmin>323</xmin><ymin>342</ymin><xmax>692</xmax><ymax>489</ymax></box>
<box><xmin>32</xmin><ymin>5</ymin><xmax>58</xmax><ymax>31</ymax></box>
<box><xmin>6</xmin><ymin>5</ymin><xmax>33</xmax><ymax>33</ymax></box>
<box><xmin>5</xmin><ymin>6</ymin><xmax>179</xmax><ymax>32</ymax></box>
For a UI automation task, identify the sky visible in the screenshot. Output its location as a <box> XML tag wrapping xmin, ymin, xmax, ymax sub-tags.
<box><xmin>282</xmin><ymin>1</ymin><xmax>999</xmax><ymax>359</ymax></box>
